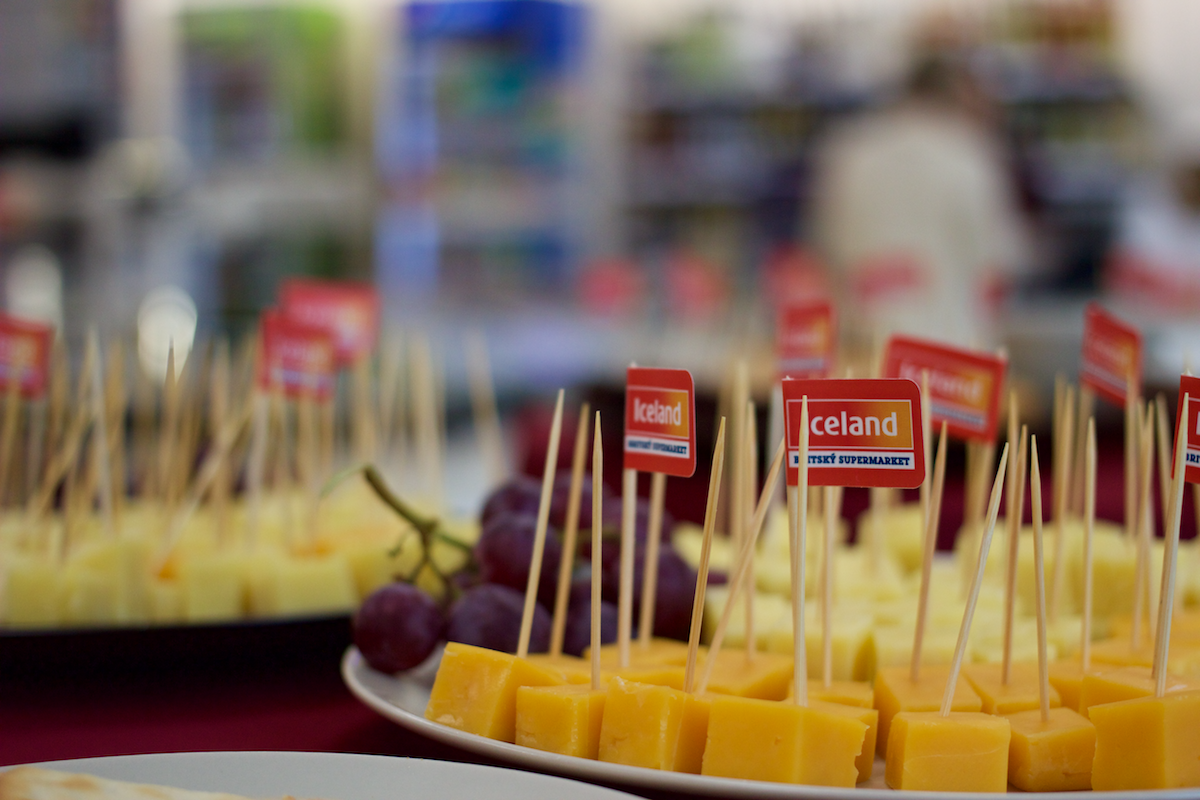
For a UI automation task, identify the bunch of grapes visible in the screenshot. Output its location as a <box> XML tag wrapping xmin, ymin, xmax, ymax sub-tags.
<box><xmin>354</xmin><ymin>475</ymin><xmax>696</xmax><ymax>673</ymax></box>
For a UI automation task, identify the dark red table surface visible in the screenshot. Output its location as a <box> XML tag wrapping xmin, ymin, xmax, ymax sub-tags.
<box><xmin>1</xmin><ymin>423</ymin><xmax>1187</xmax><ymax>799</ymax></box>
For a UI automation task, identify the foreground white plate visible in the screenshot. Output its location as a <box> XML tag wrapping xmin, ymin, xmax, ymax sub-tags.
<box><xmin>17</xmin><ymin>751</ymin><xmax>637</xmax><ymax>800</ymax></box>
<box><xmin>343</xmin><ymin>647</ymin><xmax>1200</xmax><ymax>800</ymax></box>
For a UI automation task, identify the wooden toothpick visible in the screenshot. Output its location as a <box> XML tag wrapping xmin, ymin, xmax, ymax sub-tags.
<box><xmin>1154</xmin><ymin>394</ymin><xmax>1188</xmax><ymax>697</ymax></box>
<box><xmin>684</xmin><ymin>417</ymin><xmax>726</xmax><ymax>695</ymax></box>
<box><xmin>911</xmin><ymin>421</ymin><xmax>949</xmax><ymax>682</ymax></box>
<box><xmin>1029</xmin><ymin>435</ymin><xmax>1051</xmax><ymax>723</ymax></box>
<box><xmin>591</xmin><ymin>412</ymin><xmax>604</xmax><ymax>691</ymax></box>
<box><xmin>550</xmin><ymin>402</ymin><xmax>591</xmax><ymax>658</ymax></box>
<box><xmin>790</xmin><ymin>397</ymin><xmax>810</xmax><ymax>706</ymax></box>
<box><xmin>517</xmin><ymin>389</ymin><xmax>565</xmax><ymax>660</ymax></box>
<box><xmin>1082</xmin><ymin>417</ymin><xmax>1097</xmax><ymax>671</ymax></box>
<box><xmin>940</xmin><ymin>442</ymin><xmax>1009</xmax><ymax>716</ymax></box>
<box><xmin>1001</xmin><ymin>425</ymin><xmax>1028</xmax><ymax>685</ymax></box>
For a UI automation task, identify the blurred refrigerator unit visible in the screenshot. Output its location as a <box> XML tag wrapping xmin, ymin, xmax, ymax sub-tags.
<box><xmin>375</xmin><ymin>0</ymin><xmax>590</xmax><ymax>310</ymax></box>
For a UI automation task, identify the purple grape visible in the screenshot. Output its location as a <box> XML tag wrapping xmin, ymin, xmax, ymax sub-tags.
<box><xmin>562</xmin><ymin>578</ymin><xmax>619</xmax><ymax>657</ymax></box>
<box><xmin>480</xmin><ymin>476</ymin><xmax>541</xmax><ymax>527</ymax></box>
<box><xmin>446</xmin><ymin>584</ymin><xmax>551</xmax><ymax>654</ymax></box>
<box><xmin>549</xmin><ymin>472</ymin><xmax>595</xmax><ymax>531</ymax></box>
<box><xmin>599</xmin><ymin>542</ymin><xmax>697</xmax><ymax>642</ymax></box>
<box><xmin>475</xmin><ymin>511</ymin><xmax>563</xmax><ymax>607</ymax></box>
<box><xmin>354</xmin><ymin>583</ymin><xmax>446</xmax><ymax>673</ymax></box>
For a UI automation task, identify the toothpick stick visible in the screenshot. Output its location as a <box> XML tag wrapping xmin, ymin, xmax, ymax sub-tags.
<box><xmin>155</xmin><ymin>402</ymin><xmax>253</xmax><ymax>573</ymax></box>
<box><xmin>911</xmin><ymin>422</ymin><xmax>949</xmax><ymax>682</ymax></box>
<box><xmin>743</xmin><ymin>400</ymin><xmax>757</xmax><ymax>660</ymax></box>
<box><xmin>684</xmin><ymin>417</ymin><xmax>726</xmax><ymax>695</ymax></box>
<box><xmin>920</xmin><ymin>370</ymin><xmax>932</xmax><ymax>539</ymax></box>
<box><xmin>0</xmin><ymin>376</ymin><xmax>20</xmax><ymax>506</ymax></box>
<box><xmin>25</xmin><ymin>398</ymin><xmax>45</xmax><ymax>507</ymax></box>
<box><xmin>790</xmin><ymin>398</ymin><xmax>810</xmax><ymax>706</ymax></box>
<box><xmin>640</xmin><ymin>469</ymin><xmax>668</xmax><ymax>648</ymax></box>
<box><xmin>1132</xmin><ymin>404</ymin><xmax>1155</xmax><ymax>649</ymax></box>
<box><xmin>1082</xmin><ymin>417</ymin><xmax>1096</xmax><ymax>671</ymax></box>
<box><xmin>28</xmin><ymin>341</ymin><xmax>95</xmax><ymax>523</ymax></box>
<box><xmin>1154</xmin><ymin>394</ymin><xmax>1188</xmax><ymax>696</ymax></box>
<box><xmin>1071</xmin><ymin>387</ymin><xmax>1094</xmax><ymax>516</ymax></box>
<box><xmin>551</xmin><ymin>402</ymin><xmax>590</xmax><ymax>658</ymax></box>
<box><xmin>88</xmin><ymin>330</ymin><xmax>116</xmax><ymax>539</ymax></box>
<box><xmin>698</xmin><ymin>437</ymin><xmax>785</xmax><ymax>695</ymax></box>
<box><xmin>618</xmin><ymin>464</ymin><xmax>637</xmax><ymax>669</ymax></box>
<box><xmin>1125</xmin><ymin>381</ymin><xmax>1138</xmax><ymax>538</ymax></box>
<box><xmin>376</xmin><ymin>333</ymin><xmax>401</xmax><ymax>455</ymax></box>
<box><xmin>245</xmin><ymin>339</ymin><xmax>269</xmax><ymax>551</ymax></box>
<box><xmin>1029</xmin><ymin>435</ymin><xmax>1051</xmax><ymax>722</ymax></box>
<box><xmin>352</xmin><ymin>356</ymin><xmax>376</xmax><ymax>464</ymax></box>
<box><xmin>730</xmin><ymin>360</ymin><xmax>748</xmax><ymax>563</ymax></box>
<box><xmin>410</xmin><ymin>336</ymin><xmax>443</xmax><ymax>509</ymax></box>
<box><xmin>105</xmin><ymin>340</ymin><xmax>127</xmax><ymax>523</ymax></box>
<box><xmin>591</xmin><ymin>412</ymin><xmax>604</xmax><ymax>691</ymax></box>
<box><xmin>822</xmin><ymin>482</ymin><xmax>838</xmax><ymax>687</ymax></box>
<box><xmin>941</xmin><ymin>442</ymin><xmax>1009</xmax><ymax>716</ymax></box>
<box><xmin>466</xmin><ymin>330</ymin><xmax>508</xmax><ymax>486</ymax></box>
<box><xmin>210</xmin><ymin>339</ymin><xmax>231</xmax><ymax>541</ymax></box>
<box><xmin>1050</xmin><ymin>384</ymin><xmax>1075</xmax><ymax>621</ymax></box>
<box><xmin>157</xmin><ymin>345</ymin><xmax>180</xmax><ymax>507</ymax></box>
<box><xmin>517</xmin><ymin>388</ymin><xmax>565</xmax><ymax>660</ymax></box>
<box><xmin>1156</xmin><ymin>395</ymin><xmax>1172</xmax><ymax>528</ymax></box>
<box><xmin>1002</xmin><ymin>425</ymin><xmax>1028</xmax><ymax>685</ymax></box>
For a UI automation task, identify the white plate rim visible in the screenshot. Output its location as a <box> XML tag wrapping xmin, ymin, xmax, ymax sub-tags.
<box><xmin>342</xmin><ymin>646</ymin><xmax>1200</xmax><ymax>800</ymax></box>
<box><xmin>8</xmin><ymin>750</ymin><xmax>639</xmax><ymax>800</ymax></box>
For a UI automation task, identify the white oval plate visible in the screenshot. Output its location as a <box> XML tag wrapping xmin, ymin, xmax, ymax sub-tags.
<box><xmin>15</xmin><ymin>751</ymin><xmax>638</xmax><ymax>800</ymax></box>
<box><xmin>343</xmin><ymin>646</ymin><xmax>1200</xmax><ymax>799</ymax></box>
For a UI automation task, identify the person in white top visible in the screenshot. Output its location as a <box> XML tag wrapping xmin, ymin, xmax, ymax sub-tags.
<box><xmin>812</xmin><ymin>55</ymin><xmax>1030</xmax><ymax>350</ymax></box>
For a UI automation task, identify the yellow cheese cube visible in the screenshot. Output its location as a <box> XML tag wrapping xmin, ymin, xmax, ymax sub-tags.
<box><xmin>250</xmin><ymin>553</ymin><xmax>356</xmax><ymax>617</ymax></box>
<box><xmin>597</xmin><ymin>678</ymin><xmax>687</xmax><ymax>770</ymax></box>
<box><xmin>612</xmin><ymin>664</ymin><xmax>685</xmax><ymax>690</ymax></box>
<box><xmin>804</xmin><ymin>679</ymin><xmax>874</xmax><ymax>708</ymax></box>
<box><xmin>2</xmin><ymin>556</ymin><xmax>61</xmax><ymax>627</ymax></box>
<box><xmin>783</xmin><ymin>681</ymin><xmax>877</xmax><ymax>782</ymax></box>
<box><xmin>1048</xmin><ymin>660</ymin><xmax>1091</xmax><ymax>712</ymax></box>
<box><xmin>871</xmin><ymin>624</ymin><xmax>958</xmax><ymax>671</ymax></box>
<box><xmin>963</xmin><ymin>662</ymin><xmax>1062</xmax><ymax>715</ymax></box>
<box><xmin>515</xmin><ymin>684</ymin><xmax>606</xmax><ymax>758</ymax></box>
<box><xmin>673</xmin><ymin>692</ymin><xmax>715</xmax><ymax>774</ymax></box>
<box><xmin>1004</xmin><ymin>706</ymin><xmax>1095</xmax><ymax>791</ymax></box>
<box><xmin>873</xmin><ymin>664</ymin><xmax>983</xmax><ymax>758</ymax></box>
<box><xmin>811</xmin><ymin>698</ymin><xmax>878</xmax><ymax>783</ymax></box>
<box><xmin>1089</xmin><ymin>637</ymin><xmax>1154</xmax><ymax>667</ymax></box>
<box><xmin>179</xmin><ymin>553</ymin><xmax>245</xmax><ymax>622</ymax></box>
<box><xmin>701</xmin><ymin>695</ymin><xmax>866</xmax><ymax>787</ymax></box>
<box><xmin>885</xmin><ymin>711</ymin><xmax>1011</xmax><ymax>792</ymax></box>
<box><xmin>1091</xmin><ymin>690</ymin><xmax>1200</xmax><ymax>790</ymax></box>
<box><xmin>148</xmin><ymin>578</ymin><xmax>183</xmax><ymax>624</ymax></box>
<box><xmin>1079</xmin><ymin>666</ymin><xmax>1196</xmax><ymax>717</ymax></box>
<box><xmin>589</xmin><ymin>639</ymin><xmax>693</xmax><ymax>669</ymax></box>
<box><xmin>425</xmin><ymin>642</ymin><xmax>565</xmax><ymax>742</ymax></box>
<box><xmin>58</xmin><ymin>565</ymin><xmax>119</xmax><ymax>626</ymax></box>
<box><xmin>523</xmin><ymin>653</ymin><xmax>603</xmax><ymax>685</ymax></box>
<box><xmin>699</xmin><ymin>650</ymin><xmax>793</xmax><ymax>700</ymax></box>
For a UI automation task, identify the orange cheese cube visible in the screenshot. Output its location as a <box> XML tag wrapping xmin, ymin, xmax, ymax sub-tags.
<box><xmin>963</xmin><ymin>662</ymin><xmax>1062</xmax><ymax>715</ymax></box>
<box><xmin>673</xmin><ymin>693</ymin><xmax>715</xmax><ymax>774</ymax></box>
<box><xmin>515</xmin><ymin>684</ymin><xmax>606</xmax><ymax>758</ymax></box>
<box><xmin>810</xmin><ymin>699</ymin><xmax>878</xmax><ymax>783</ymax></box>
<box><xmin>699</xmin><ymin>650</ymin><xmax>794</xmax><ymax>700</ymax></box>
<box><xmin>885</xmin><ymin>711</ymin><xmax>1011</xmax><ymax>792</ymax></box>
<box><xmin>873</xmin><ymin>664</ymin><xmax>983</xmax><ymax>758</ymax></box>
<box><xmin>523</xmin><ymin>653</ymin><xmax>603</xmax><ymax>685</ymax></box>
<box><xmin>1091</xmin><ymin>690</ymin><xmax>1200</xmax><ymax>790</ymax></box>
<box><xmin>1004</xmin><ymin>706</ymin><xmax>1096</xmax><ymax>791</ymax></box>
<box><xmin>597</xmin><ymin>678</ymin><xmax>687</xmax><ymax>769</ymax></box>
<box><xmin>1048</xmin><ymin>660</ymin><xmax>1093</xmax><ymax>712</ymax></box>
<box><xmin>424</xmin><ymin>642</ymin><xmax>565</xmax><ymax>742</ymax></box>
<box><xmin>1089</xmin><ymin>637</ymin><xmax>1154</xmax><ymax>667</ymax></box>
<box><xmin>783</xmin><ymin>682</ymin><xmax>876</xmax><ymax>781</ymax></box>
<box><xmin>612</xmin><ymin>664</ymin><xmax>686</xmax><ymax>689</ymax></box>
<box><xmin>589</xmin><ymin>639</ymin><xmax>694</xmax><ymax>667</ymax></box>
<box><xmin>701</xmin><ymin>695</ymin><xmax>866</xmax><ymax>786</ymax></box>
<box><xmin>1079</xmin><ymin>666</ymin><xmax>1195</xmax><ymax>717</ymax></box>
<box><xmin>802</xmin><ymin>679</ymin><xmax>874</xmax><ymax>708</ymax></box>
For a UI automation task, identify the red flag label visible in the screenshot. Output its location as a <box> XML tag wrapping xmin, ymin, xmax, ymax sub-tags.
<box><xmin>776</xmin><ymin>300</ymin><xmax>835</xmax><ymax>380</ymax></box>
<box><xmin>624</xmin><ymin>367</ymin><xmax>696</xmax><ymax>477</ymax></box>
<box><xmin>1174</xmin><ymin>375</ymin><xmax>1200</xmax><ymax>484</ymax></box>
<box><xmin>1081</xmin><ymin>303</ymin><xmax>1142</xmax><ymax>407</ymax></box>
<box><xmin>280</xmin><ymin>279</ymin><xmax>379</xmax><ymax>366</ymax></box>
<box><xmin>783</xmin><ymin>378</ymin><xmax>925</xmax><ymax>488</ymax></box>
<box><xmin>259</xmin><ymin>310</ymin><xmax>335</xmax><ymax>400</ymax></box>
<box><xmin>0</xmin><ymin>316</ymin><xmax>52</xmax><ymax>399</ymax></box>
<box><xmin>883</xmin><ymin>335</ymin><xmax>1005</xmax><ymax>442</ymax></box>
